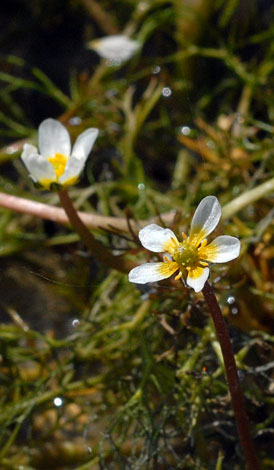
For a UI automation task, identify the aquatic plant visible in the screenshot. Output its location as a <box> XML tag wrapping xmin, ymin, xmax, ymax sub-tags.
<box><xmin>0</xmin><ymin>1</ymin><xmax>273</xmax><ymax>469</ymax></box>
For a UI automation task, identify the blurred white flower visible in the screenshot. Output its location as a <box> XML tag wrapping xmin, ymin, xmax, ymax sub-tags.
<box><xmin>88</xmin><ymin>35</ymin><xmax>139</xmax><ymax>62</ymax></box>
<box><xmin>21</xmin><ymin>118</ymin><xmax>98</xmax><ymax>190</ymax></box>
<box><xmin>129</xmin><ymin>196</ymin><xmax>241</xmax><ymax>293</ymax></box>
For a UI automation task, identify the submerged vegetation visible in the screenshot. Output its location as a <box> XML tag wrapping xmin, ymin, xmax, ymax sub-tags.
<box><xmin>0</xmin><ymin>0</ymin><xmax>274</xmax><ymax>469</ymax></box>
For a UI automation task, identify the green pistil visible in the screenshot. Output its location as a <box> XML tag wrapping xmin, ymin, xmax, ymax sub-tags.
<box><xmin>173</xmin><ymin>241</ymin><xmax>199</xmax><ymax>268</ymax></box>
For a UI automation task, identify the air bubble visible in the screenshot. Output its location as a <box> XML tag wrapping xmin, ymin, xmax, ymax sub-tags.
<box><xmin>227</xmin><ymin>295</ymin><xmax>240</xmax><ymax>315</ymax></box>
<box><xmin>68</xmin><ymin>117</ymin><xmax>82</xmax><ymax>126</ymax></box>
<box><xmin>181</xmin><ymin>126</ymin><xmax>190</xmax><ymax>135</ymax></box>
<box><xmin>6</xmin><ymin>146</ymin><xmax>17</xmax><ymax>154</ymax></box>
<box><xmin>107</xmin><ymin>59</ymin><xmax>122</xmax><ymax>67</ymax></box>
<box><xmin>138</xmin><ymin>1</ymin><xmax>148</xmax><ymax>11</ymax></box>
<box><xmin>231</xmin><ymin>307</ymin><xmax>239</xmax><ymax>315</ymax></box>
<box><xmin>72</xmin><ymin>319</ymin><xmax>80</xmax><ymax>328</ymax></box>
<box><xmin>162</xmin><ymin>87</ymin><xmax>172</xmax><ymax>97</ymax></box>
<box><xmin>152</xmin><ymin>65</ymin><xmax>161</xmax><ymax>74</ymax></box>
<box><xmin>53</xmin><ymin>397</ymin><xmax>63</xmax><ymax>407</ymax></box>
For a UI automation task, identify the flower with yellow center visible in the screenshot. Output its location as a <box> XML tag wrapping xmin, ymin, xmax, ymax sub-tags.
<box><xmin>21</xmin><ymin>118</ymin><xmax>98</xmax><ymax>190</ymax></box>
<box><xmin>129</xmin><ymin>196</ymin><xmax>240</xmax><ymax>292</ymax></box>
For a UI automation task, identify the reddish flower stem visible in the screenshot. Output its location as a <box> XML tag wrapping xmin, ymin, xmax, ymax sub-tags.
<box><xmin>202</xmin><ymin>281</ymin><xmax>260</xmax><ymax>470</ymax></box>
<box><xmin>58</xmin><ymin>189</ymin><xmax>135</xmax><ymax>273</ymax></box>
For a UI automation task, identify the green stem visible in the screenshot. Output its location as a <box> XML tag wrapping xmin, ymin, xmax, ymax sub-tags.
<box><xmin>222</xmin><ymin>177</ymin><xmax>274</xmax><ymax>219</ymax></box>
<box><xmin>58</xmin><ymin>189</ymin><xmax>135</xmax><ymax>273</ymax></box>
<box><xmin>202</xmin><ymin>281</ymin><xmax>260</xmax><ymax>470</ymax></box>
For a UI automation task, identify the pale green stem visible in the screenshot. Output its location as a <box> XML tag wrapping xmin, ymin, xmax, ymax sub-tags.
<box><xmin>222</xmin><ymin>177</ymin><xmax>274</xmax><ymax>219</ymax></box>
<box><xmin>0</xmin><ymin>176</ymin><xmax>274</xmax><ymax>235</ymax></box>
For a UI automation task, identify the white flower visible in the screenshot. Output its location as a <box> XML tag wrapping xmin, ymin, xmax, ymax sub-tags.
<box><xmin>21</xmin><ymin>118</ymin><xmax>98</xmax><ymax>189</ymax></box>
<box><xmin>88</xmin><ymin>35</ymin><xmax>140</xmax><ymax>62</ymax></box>
<box><xmin>129</xmin><ymin>196</ymin><xmax>241</xmax><ymax>293</ymax></box>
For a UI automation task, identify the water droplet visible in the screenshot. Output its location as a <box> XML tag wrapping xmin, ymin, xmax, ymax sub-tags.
<box><xmin>105</xmin><ymin>88</ymin><xmax>118</xmax><ymax>98</ymax></box>
<box><xmin>152</xmin><ymin>65</ymin><xmax>161</xmax><ymax>74</ymax></box>
<box><xmin>53</xmin><ymin>397</ymin><xmax>63</xmax><ymax>407</ymax></box>
<box><xmin>162</xmin><ymin>87</ymin><xmax>172</xmax><ymax>97</ymax></box>
<box><xmin>181</xmin><ymin>126</ymin><xmax>190</xmax><ymax>136</ymax></box>
<box><xmin>227</xmin><ymin>296</ymin><xmax>235</xmax><ymax>305</ymax></box>
<box><xmin>107</xmin><ymin>59</ymin><xmax>122</xmax><ymax>67</ymax></box>
<box><xmin>72</xmin><ymin>319</ymin><xmax>80</xmax><ymax>328</ymax></box>
<box><xmin>227</xmin><ymin>295</ymin><xmax>240</xmax><ymax>315</ymax></box>
<box><xmin>87</xmin><ymin>446</ymin><xmax>92</xmax><ymax>454</ymax></box>
<box><xmin>68</xmin><ymin>116</ymin><xmax>82</xmax><ymax>126</ymax></box>
<box><xmin>232</xmin><ymin>185</ymin><xmax>240</xmax><ymax>195</ymax></box>
<box><xmin>6</xmin><ymin>146</ymin><xmax>17</xmax><ymax>154</ymax></box>
<box><xmin>206</xmin><ymin>140</ymin><xmax>215</xmax><ymax>149</ymax></box>
<box><xmin>138</xmin><ymin>1</ymin><xmax>148</xmax><ymax>11</ymax></box>
<box><xmin>138</xmin><ymin>183</ymin><xmax>145</xmax><ymax>190</ymax></box>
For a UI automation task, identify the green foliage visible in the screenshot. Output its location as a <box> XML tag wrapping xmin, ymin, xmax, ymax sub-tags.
<box><xmin>0</xmin><ymin>0</ymin><xmax>274</xmax><ymax>469</ymax></box>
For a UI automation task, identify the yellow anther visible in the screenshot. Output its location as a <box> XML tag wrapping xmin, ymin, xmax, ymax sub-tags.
<box><xmin>199</xmin><ymin>261</ymin><xmax>209</xmax><ymax>267</ymax></box>
<box><xmin>171</xmin><ymin>237</ymin><xmax>179</xmax><ymax>247</ymax></box>
<box><xmin>163</xmin><ymin>256</ymin><xmax>169</xmax><ymax>262</ymax></box>
<box><xmin>199</xmin><ymin>239</ymin><xmax>208</xmax><ymax>249</ymax></box>
<box><xmin>175</xmin><ymin>271</ymin><xmax>183</xmax><ymax>281</ymax></box>
<box><xmin>48</xmin><ymin>153</ymin><xmax>68</xmax><ymax>179</ymax></box>
<box><xmin>181</xmin><ymin>232</ymin><xmax>187</xmax><ymax>240</ymax></box>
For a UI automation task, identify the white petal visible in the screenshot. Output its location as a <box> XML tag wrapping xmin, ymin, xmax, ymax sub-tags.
<box><xmin>190</xmin><ymin>196</ymin><xmax>221</xmax><ymax>245</ymax></box>
<box><xmin>89</xmin><ymin>35</ymin><xmax>139</xmax><ymax>62</ymax></box>
<box><xmin>204</xmin><ymin>236</ymin><xmax>241</xmax><ymax>263</ymax></box>
<box><xmin>129</xmin><ymin>262</ymin><xmax>175</xmax><ymax>284</ymax></box>
<box><xmin>22</xmin><ymin>152</ymin><xmax>56</xmax><ymax>183</ymax></box>
<box><xmin>71</xmin><ymin>128</ymin><xmax>98</xmax><ymax>160</ymax></box>
<box><xmin>138</xmin><ymin>224</ymin><xmax>178</xmax><ymax>253</ymax></box>
<box><xmin>21</xmin><ymin>143</ymin><xmax>40</xmax><ymax>161</ymax></box>
<box><xmin>59</xmin><ymin>156</ymin><xmax>84</xmax><ymax>185</ymax></box>
<box><xmin>38</xmin><ymin>118</ymin><xmax>71</xmax><ymax>158</ymax></box>
<box><xmin>187</xmin><ymin>267</ymin><xmax>210</xmax><ymax>293</ymax></box>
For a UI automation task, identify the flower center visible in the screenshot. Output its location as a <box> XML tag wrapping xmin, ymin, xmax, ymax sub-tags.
<box><xmin>48</xmin><ymin>153</ymin><xmax>68</xmax><ymax>179</ymax></box>
<box><xmin>173</xmin><ymin>240</ymin><xmax>199</xmax><ymax>268</ymax></box>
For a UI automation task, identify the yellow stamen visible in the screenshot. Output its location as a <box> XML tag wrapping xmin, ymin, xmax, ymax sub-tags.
<box><xmin>157</xmin><ymin>261</ymin><xmax>179</xmax><ymax>277</ymax></box>
<box><xmin>163</xmin><ymin>236</ymin><xmax>179</xmax><ymax>255</ymax></box>
<box><xmin>199</xmin><ymin>261</ymin><xmax>209</xmax><ymax>267</ymax></box>
<box><xmin>189</xmin><ymin>228</ymin><xmax>207</xmax><ymax>247</ymax></box>
<box><xmin>175</xmin><ymin>271</ymin><xmax>183</xmax><ymax>281</ymax></box>
<box><xmin>48</xmin><ymin>153</ymin><xmax>68</xmax><ymax>179</ymax></box>
<box><xmin>198</xmin><ymin>242</ymin><xmax>220</xmax><ymax>263</ymax></box>
<box><xmin>181</xmin><ymin>232</ymin><xmax>187</xmax><ymax>240</ymax></box>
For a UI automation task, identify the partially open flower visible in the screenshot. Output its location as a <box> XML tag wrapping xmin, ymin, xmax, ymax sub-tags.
<box><xmin>129</xmin><ymin>196</ymin><xmax>240</xmax><ymax>292</ymax></box>
<box><xmin>21</xmin><ymin>118</ymin><xmax>98</xmax><ymax>190</ymax></box>
<box><xmin>88</xmin><ymin>35</ymin><xmax>140</xmax><ymax>62</ymax></box>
